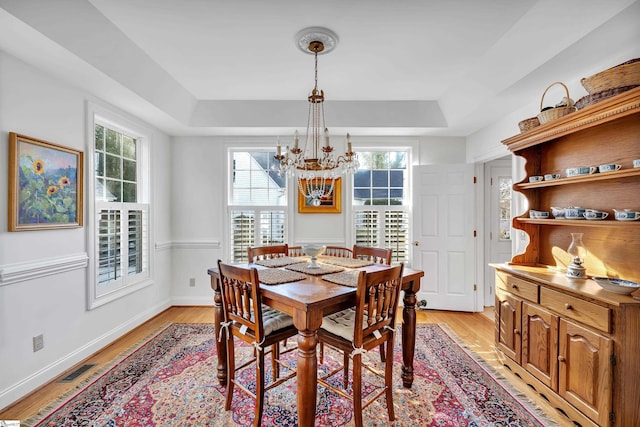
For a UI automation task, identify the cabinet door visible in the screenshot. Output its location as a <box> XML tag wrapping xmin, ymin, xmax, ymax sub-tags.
<box><xmin>522</xmin><ymin>302</ymin><xmax>558</xmax><ymax>390</ymax></box>
<box><xmin>559</xmin><ymin>319</ymin><xmax>613</xmax><ymax>426</ymax></box>
<box><xmin>495</xmin><ymin>288</ymin><xmax>522</xmax><ymax>363</ymax></box>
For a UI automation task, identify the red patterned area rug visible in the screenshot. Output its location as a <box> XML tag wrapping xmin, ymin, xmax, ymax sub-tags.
<box><xmin>25</xmin><ymin>323</ymin><xmax>557</xmax><ymax>426</ymax></box>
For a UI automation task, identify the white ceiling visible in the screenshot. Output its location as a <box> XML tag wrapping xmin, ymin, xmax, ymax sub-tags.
<box><xmin>1</xmin><ymin>0</ymin><xmax>639</xmax><ymax>137</ymax></box>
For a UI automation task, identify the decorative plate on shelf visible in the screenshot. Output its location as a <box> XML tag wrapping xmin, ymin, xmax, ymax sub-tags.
<box><xmin>592</xmin><ymin>277</ymin><xmax>640</xmax><ymax>295</ymax></box>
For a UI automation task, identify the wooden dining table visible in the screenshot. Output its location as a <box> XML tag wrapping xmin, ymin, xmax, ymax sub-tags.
<box><xmin>208</xmin><ymin>259</ymin><xmax>424</xmax><ymax>427</ymax></box>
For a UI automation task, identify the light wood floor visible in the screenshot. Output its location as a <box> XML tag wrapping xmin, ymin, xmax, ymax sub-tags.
<box><xmin>0</xmin><ymin>306</ymin><xmax>571</xmax><ymax>426</ymax></box>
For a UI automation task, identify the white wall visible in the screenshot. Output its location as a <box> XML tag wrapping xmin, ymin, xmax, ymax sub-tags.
<box><xmin>166</xmin><ymin>134</ymin><xmax>468</xmax><ymax>307</ymax></box>
<box><xmin>0</xmin><ymin>52</ymin><xmax>173</xmax><ymax>408</ymax></box>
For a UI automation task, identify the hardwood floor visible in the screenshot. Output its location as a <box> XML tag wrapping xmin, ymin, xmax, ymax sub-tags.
<box><xmin>0</xmin><ymin>306</ymin><xmax>570</xmax><ymax>426</ymax></box>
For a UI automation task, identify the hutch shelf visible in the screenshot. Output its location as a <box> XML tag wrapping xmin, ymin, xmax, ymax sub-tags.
<box><xmin>493</xmin><ymin>87</ymin><xmax>640</xmax><ymax>427</ymax></box>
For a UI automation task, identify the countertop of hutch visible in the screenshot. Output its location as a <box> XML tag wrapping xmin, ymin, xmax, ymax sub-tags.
<box><xmin>491</xmin><ymin>263</ymin><xmax>640</xmax><ymax>307</ymax></box>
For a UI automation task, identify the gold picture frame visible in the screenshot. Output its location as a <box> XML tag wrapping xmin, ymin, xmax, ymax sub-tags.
<box><xmin>8</xmin><ymin>132</ymin><xmax>84</xmax><ymax>231</ymax></box>
<box><xmin>297</xmin><ymin>177</ymin><xmax>341</xmax><ymax>214</ymax></box>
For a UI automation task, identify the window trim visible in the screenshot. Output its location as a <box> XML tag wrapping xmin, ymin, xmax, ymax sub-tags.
<box><xmin>86</xmin><ymin>102</ymin><xmax>153</xmax><ymax>310</ymax></box>
<box><xmin>348</xmin><ymin>145</ymin><xmax>414</xmax><ymax>264</ymax></box>
<box><xmin>225</xmin><ymin>144</ymin><xmax>292</xmax><ymax>262</ymax></box>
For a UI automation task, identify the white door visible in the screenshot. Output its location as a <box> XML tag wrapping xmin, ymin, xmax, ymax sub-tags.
<box><xmin>484</xmin><ymin>159</ymin><xmax>513</xmax><ymax>306</ymax></box>
<box><xmin>412</xmin><ymin>164</ymin><xmax>476</xmax><ymax>311</ymax></box>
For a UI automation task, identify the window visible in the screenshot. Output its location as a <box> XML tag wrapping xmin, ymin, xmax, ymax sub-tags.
<box><xmin>228</xmin><ymin>150</ymin><xmax>287</xmax><ymax>262</ymax></box>
<box><xmin>87</xmin><ymin>104</ymin><xmax>151</xmax><ymax>308</ymax></box>
<box><xmin>353</xmin><ymin>151</ymin><xmax>410</xmax><ymax>263</ymax></box>
<box><xmin>499</xmin><ymin>177</ymin><xmax>512</xmax><ymax>240</ymax></box>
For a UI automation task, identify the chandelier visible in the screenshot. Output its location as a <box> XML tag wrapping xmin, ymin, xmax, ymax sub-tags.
<box><xmin>274</xmin><ymin>28</ymin><xmax>359</xmax><ymax>206</ymax></box>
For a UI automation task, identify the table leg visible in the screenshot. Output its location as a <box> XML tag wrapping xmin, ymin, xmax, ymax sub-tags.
<box><xmin>296</xmin><ymin>329</ymin><xmax>318</xmax><ymax>427</ymax></box>
<box><xmin>401</xmin><ymin>286</ymin><xmax>417</xmax><ymax>388</ymax></box>
<box><xmin>212</xmin><ymin>277</ymin><xmax>227</xmax><ymax>386</ymax></box>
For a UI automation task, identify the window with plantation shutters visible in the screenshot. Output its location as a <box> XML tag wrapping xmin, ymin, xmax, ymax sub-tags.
<box><xmin>353</xmin><ymin>151</ymin><xmax>410</xmax><ymax>263</ymax></box>
<box><xmin>88</xmin><ymin>105</ymin><xmax>151</xmax><ymax>309</ymax></box>
<box><xmin>229</xmin><ymin>150</ymin><xmax>287</xmax><ymax>262</ymax></box>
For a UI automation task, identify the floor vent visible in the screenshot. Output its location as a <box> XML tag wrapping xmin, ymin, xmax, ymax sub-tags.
<box><xmin>58</xmin><ymin>364</ymin><xmax>96</xmax><ymax>383</ymax></box>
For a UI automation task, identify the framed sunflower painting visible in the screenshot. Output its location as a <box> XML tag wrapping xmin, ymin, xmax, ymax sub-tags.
<box><xmin>8</xmin><ymin>133</ymin><xmax>84</xmax><ymax>231</ymax></box>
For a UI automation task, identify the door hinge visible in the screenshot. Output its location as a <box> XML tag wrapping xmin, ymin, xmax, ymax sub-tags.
<box><xmin>609</xmin><ymin>411</ymin><xmax>615</xmax><ymax>423</ymax></box>
<box><xmin>610</xmin><ymin>354</ymin><xmax>616</xmax><ymax>366</ymax></box>
<box><xmin>473</xmin><ymin>176</ymin><xmax>477</xmax><ymax>184</ymax></box>
<box><xmin>474</xmin><ymin>230</ymin><xmax>477</xmax><ymax>237</ymax></box>
<box><xmin>490</xmin><ymin>177</ymin><xmax>493</xmax><ymax>185</ymax></box>
<box><xmin>473</xmin><ymin>283</ymin><xmax>477</xmax><ymax>291</ymax></box>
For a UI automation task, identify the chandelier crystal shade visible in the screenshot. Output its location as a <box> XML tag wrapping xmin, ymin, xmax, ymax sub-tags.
<box><xmin>274</xmin><ymin>28</ymin><xmax>358</xmax><ymax>206</ymax></box>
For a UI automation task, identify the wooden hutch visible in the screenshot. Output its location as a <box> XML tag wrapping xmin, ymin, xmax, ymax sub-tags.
<box><xmin>493</xmin><ymin>87</ymin><xmax>640</xmax><ymax>427</ymax></box>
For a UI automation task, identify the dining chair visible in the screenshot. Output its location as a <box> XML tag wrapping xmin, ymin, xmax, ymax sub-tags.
<box><xmin>288</xmin><ymin>245</ymin><xmax>304</xmax><ymax>257</ymax></box>
<box><xmin>217</xmin><ymin>260</ymin><xmax>298</xmax><ymax>427</ymax></box>
<box><xmin>352</xmin><ymin>245</ymin><xmax>392</xmax><ymax>265</ymax></box>
<box><xmin>324</xmin><ymin>245</ymin><xmax>353</xmax><ymax>258</ymax></box>
<box><xmin>247</xmin><ymin>244</ymin><xmax>289</xmax><ymax>263</ymax></box>
<box><xmin>317</xmin><ymin>264</ymin><xmax>404</xmax><ymax>427</ymax></box>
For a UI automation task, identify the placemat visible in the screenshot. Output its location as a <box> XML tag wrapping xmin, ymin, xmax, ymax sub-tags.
<box><xmin>258</xmin><ymin>269</ymin><xmax>307</xmax><ymax>285</ymax></box>
<box><xmin>285</xmin><ymin>262</ymin><xmax>344</xmax><ymax>276</ymax></box>
<box><xmin>254</xmin><ymin>256</ymin><xmax>300</xmax><ymax>268</ymax></box>
<box><xmin>320</xmin><ymin>256</ymin><xmax>374</xmax><ymax>268</ymax></box>
<box><xmin>322</xmin><ymin>270</ymin><xmax>362</xmax><ymax>287</ymax></box>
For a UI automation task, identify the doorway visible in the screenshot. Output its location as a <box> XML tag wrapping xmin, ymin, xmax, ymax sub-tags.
<box><xmin>483</xmin><ymin>157</ymin><xmax>513</xmax><ymax>306</ymax></box>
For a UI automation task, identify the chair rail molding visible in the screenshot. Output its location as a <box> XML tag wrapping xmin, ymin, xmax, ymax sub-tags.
<box><xmin>0</xmin><ymin>253</ymin><xmax>89</xmax><ymax>286</ymax></box>
<box><xmin>155</xmin><ymin>240</ymin><xmax>221</xmax><ymax>251</ymax></box>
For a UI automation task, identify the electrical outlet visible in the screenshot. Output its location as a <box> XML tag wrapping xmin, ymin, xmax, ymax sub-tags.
<box><xmin>33</xmin><ymin>334</ymin><xmax>44</xmax><ymax>352</ymax></box>
<box><xmin>189</xmin><ymin>278</ymin><xmax>196</xmax><ymax>287</ymax></box>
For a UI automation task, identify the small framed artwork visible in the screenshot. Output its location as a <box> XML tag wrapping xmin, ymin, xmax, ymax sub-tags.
<box><xmin>298</xmin><ymin>177</ymin><xmax>341</xmax><ymax>214</ymax></box>
<box><xmin>8</xmin><ymin>132</ymin><xmax>84</xmax><ymax>231</ymax></box>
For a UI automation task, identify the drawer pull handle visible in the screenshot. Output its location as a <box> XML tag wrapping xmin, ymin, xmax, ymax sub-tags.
<box><xmin>558</xmin><ymin>355</ymin><xmax>566</xmax><ymax>362</ymax></box>
<box><xmin>565</xmin><ymin>303</ymin><xmax>573</xmax><ymax>310</ymax></box>
<box><xmin>514</xmin><ymin>329</ymin><xmax>520</xmax><ymax>335</ymax></box>
<box><xmin>511</xmin><ymin>284</ymin><xmax>518</xmax><ymax>290</ymax></box>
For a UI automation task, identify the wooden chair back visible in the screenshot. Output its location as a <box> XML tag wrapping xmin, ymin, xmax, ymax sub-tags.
<box><xmin>247</xmin><ymin>244</ymin><xmax>289</xmax><ymax>263</ymax></box>
<box><xmin>288</xmin><ymin>245</ymin><xmax>304</xmax><ymax>257</ymax></box>
<box><xmin>324</xmin><ymin>246</ymin><xmax>353</xmax><ymax>258</ymax></box>
<box><xmin>352</xmin><ymin>245</ymin><xmax>392</xmax><ymax>265</ymax></box>
<box><xmin>217</xmin><ymin>260</ymin><xmax>265</xmax><ymax>342</ymax></box>
<box><xmin>353</xmin><ymin>264</ymin><xmax>404</xmax><ymax>347</ymax></box>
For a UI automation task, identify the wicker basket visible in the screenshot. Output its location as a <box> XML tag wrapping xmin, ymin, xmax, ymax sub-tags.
<box><xmin>518</xmin><ymin>116</ymin><xmax>540</xmax><ymax>132</ymax></box>
<box><xmin>537</xmin><ymin>82</ymin><xmax>576</xmax><ymax>124</ymax></box>
<box><xmin>581</xmin><ymin>58</ymin><xmax>640</xmax><ymax>95</ymax></box>
<box><xmin>575</xmin><ymin>85</ymin><xmax>639</xmax><ymax>110</ymax></box>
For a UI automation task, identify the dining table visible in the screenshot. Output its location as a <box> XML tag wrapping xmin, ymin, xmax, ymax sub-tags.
<box><xmin>207</xmin><ymin>257</ymin><xmax>424</xmax><ymax>427</ymax></box>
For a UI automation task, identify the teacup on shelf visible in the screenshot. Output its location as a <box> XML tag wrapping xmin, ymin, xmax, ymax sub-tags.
<box><xmin>566</xmin><ymin>166</ymin><xmax>597</xmax><ymax>177</ymax></box>
<box><xmin>529</xmin><ymin>175</ymin><xmax>544</xmax><ymax>183</ymax></box>
<box><xmin>613</xmin><ymin>209</ymin><xmax>640</xmax><ymax>221</ymax></box>
<box><xmin>584</xmin><ymin>209</ymin><xmax>609</xmax><ymax>220</ymax></box>
<box><xmin>633</xmin><ymin>159</ymin><xmax>640</xmax><ymax>168</ymax></box>
<box><xmin>598</xmin><ymin>164</ymin><xmax>621</xmax><ymax>173</ymax></box>
<box><xmin>529</xmin><ymin>210</ymin><xmax>549</xmax><ymax>219</ymax></box>
<box><xmin>544</xmin><ymin>173</ymin><xmax>561</xmax><ymax>181</ymax></box>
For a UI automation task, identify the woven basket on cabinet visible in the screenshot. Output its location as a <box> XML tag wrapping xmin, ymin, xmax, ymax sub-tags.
<box><xmin>581</xmin><ymin>58</ymin><xmax>640</xmax><ymax>95</ymax></box>
<box><xmin>537</xmin><ymin>82</ymin><xmax>576</xmax><ymax>124</ymax></box>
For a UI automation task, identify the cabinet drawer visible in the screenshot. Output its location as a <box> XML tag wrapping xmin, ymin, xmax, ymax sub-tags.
<box><xmin>540</xmin><ymin>287</ymin><xmax>610</xmax><ymax>333</ymax></box>
<box><xmin>495</xmin><ymin>272</ymin><xmax>539</xmax><ymax>303</ymax></box>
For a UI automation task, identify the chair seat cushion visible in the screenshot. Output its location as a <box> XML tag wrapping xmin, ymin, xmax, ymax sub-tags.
<box><xmin>261</xmin><ymin>305</ymin><xmax>294</xmax><ymax>335</ymax></box>
<box><xmin>321</xmin><ymin>308</ymin><xmax>357</xmax><ymax>341</ymax></box>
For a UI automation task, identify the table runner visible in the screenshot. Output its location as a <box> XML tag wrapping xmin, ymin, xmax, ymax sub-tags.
<box><xmin>258</xmin><ymin>268</ymin><xmax>307</xmax><ymax>285</ymax></box>
<box><xmin>319</xmin><ymin>256</ymin><xmax>374</xmax><ymax>268</ymax></box>
<box><xmin>254</xmin><ymin>257</ymin><xmax>301</xmax><ymax>268</ymax></box>
<box><xmin>285</xmin><ymin>262</ymin><xmax>344</xmax><ymax>276</ymax></box>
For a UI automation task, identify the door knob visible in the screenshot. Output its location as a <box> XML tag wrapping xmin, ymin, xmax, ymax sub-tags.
<box><xmin>413</xmin><ymin>241</ymin><xmax>420</xmax><ymax>246</ymax></box>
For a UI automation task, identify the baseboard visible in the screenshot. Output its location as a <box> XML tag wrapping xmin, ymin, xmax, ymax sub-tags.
<box><xmin>171</xmin><ymin>296</ymin><xmax>215</xmax><ymax>306</ymax></box>
<box><xmin>0</xmin><ymin>298</ymin><xmax>171</xmax><ymax>411</ymax></box>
